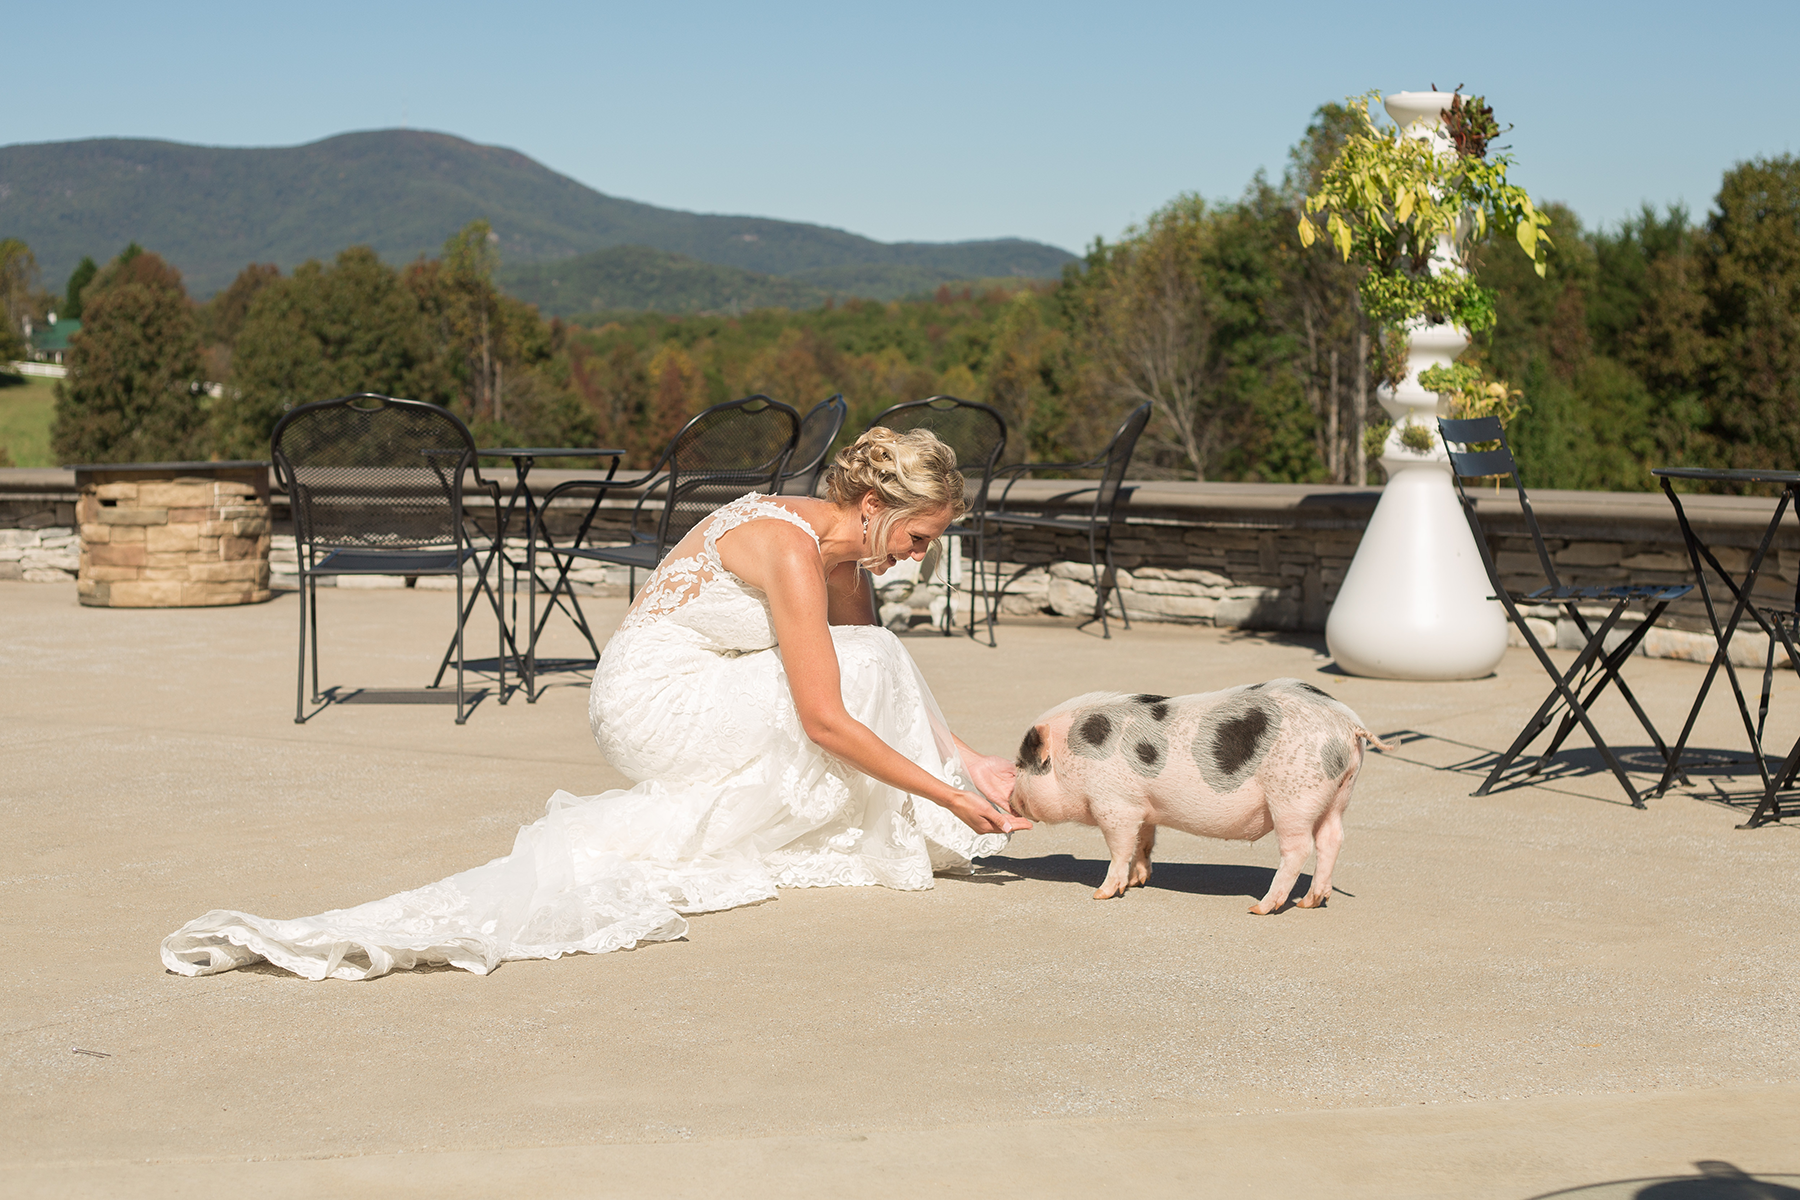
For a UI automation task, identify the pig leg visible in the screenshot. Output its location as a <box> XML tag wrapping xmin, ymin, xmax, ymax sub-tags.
<box><xmin>1297</xmin><ymin>764</ymin><xmax>1356</xmax><ymax>908</ymax></box>
<box><xmin>1092</xmin><ymin>808</ymin><xmax>1148</xmax><ymax>900</ymax></box>
<box><xmin>1129</xmin><ymin>823</ymin><xmax>1156</xmax><ymax>889</ymax></box>
<box><xmin>1295</xmin><ymin>805</ymin><xmax>1344</xmax><ymax>908</ymax></box>
<box><xmin>1249</xmin><ymin>806</ymin><xmax>1314</xmax><ymax>915</ymax></box>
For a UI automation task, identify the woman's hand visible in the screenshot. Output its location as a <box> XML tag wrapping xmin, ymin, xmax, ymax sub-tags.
<box><xmin>942</xmin><ymin>787</ymin><xmax>1032</xmax><ymax>835</ymax></box>
<box><xmin>963</xmin><ymin>751</ymin><xmax>1019</xmax><ymax>811</ymax></box>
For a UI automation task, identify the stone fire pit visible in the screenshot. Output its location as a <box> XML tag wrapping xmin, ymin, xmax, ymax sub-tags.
<box><xmin>75</xmin><ymin>461</ymin><xmax>272</xmax><ymax>607</ymax></box>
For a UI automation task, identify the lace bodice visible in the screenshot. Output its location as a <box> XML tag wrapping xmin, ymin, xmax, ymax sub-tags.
<box><xmin>617</xmin><ymin>494</ymin><xmax>820</xmax><ymax>637</ymax></box>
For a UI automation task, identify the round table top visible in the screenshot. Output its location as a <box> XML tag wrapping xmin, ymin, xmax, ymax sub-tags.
<box><xmin>1653</xmin><ymin>466</ymin><xmax>1800</xmax><ymax>484</ymax></box>
<box><xmin>479</xmin><ymin>447</ymin><xmax>624</xmax><ymax>457</ymax></box>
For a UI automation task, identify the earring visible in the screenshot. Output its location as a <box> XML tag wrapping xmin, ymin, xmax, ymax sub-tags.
<box><xmin>861</xmin><ymin>515</ymin><xmax>869</xmax><ymax>546</ymax></box>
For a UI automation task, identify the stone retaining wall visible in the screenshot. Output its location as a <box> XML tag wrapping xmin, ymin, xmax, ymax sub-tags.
<box><xmin>0</xmin><ymin>480</ymin><xmax>78</xmax><ymax>582</ymax></box>
<box><xmin>9</xmin><ymin>466</ymin><xmax>1799</xmax><ymax>664</ymax></box>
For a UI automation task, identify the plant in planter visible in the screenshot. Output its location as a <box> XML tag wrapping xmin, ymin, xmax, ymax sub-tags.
<box><xmin>1298</xmin><ymin>89</ymin><xmax>1551</xmax><ymax>338</ymax></box>
<box><xmin>1305</xmin><ymin>87</ymin><xmax>1550</xmax><ymax>682</ymax></box>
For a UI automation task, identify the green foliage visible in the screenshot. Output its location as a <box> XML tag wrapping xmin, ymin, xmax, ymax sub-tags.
<box><xmin>214</xmin><ymin>247</ymin><xmax>450</xmax><ymax>458</ymax></box>
<box><xmin>51</xmin><ymin>250</ymin><xmax>208</xmax><ymax>464</ymax></box>
<box><xmin>1417</xmin><ymin>361</ymin><xmax>1523</xmax><ymax>426</ymax></box>
<box><xmin>1397</xmin><ymin>419</ymin><xmax>1437</xmax><ymax>453</ymax></box>
<box><xmin>1698</xmin><ymin>155</ymin><xmax>1800</xmax><ymax>472</ymax></box>
<box><xmin>62</xmin><ymin>256</ymin><xmax>97</xmax><ymax>321</ymax></box>
<box><xmin>1298</xmin><ymin>91</ymin><xmax>1551</xmax><ymax>333</ymax></box>
<box><xmin>0</xmin><ymin>239</ymin><xmax>38</xmax><ymax>362</ymax></box>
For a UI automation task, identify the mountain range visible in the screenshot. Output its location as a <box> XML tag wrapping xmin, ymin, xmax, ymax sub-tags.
<box><xmin>0</xmin><ymin>130</ymin><xmax>1075</xmax><ymax>310</ymax></box>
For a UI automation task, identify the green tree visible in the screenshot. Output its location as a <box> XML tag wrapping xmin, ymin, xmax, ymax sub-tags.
<box><xmin>1283</xmin><ymin>104</ymin><xmax>1372</xmax><ymax>483</ymax></box>
<box><xmin>1065</xmin><ymin>196</ymin><xmax>1234</xmax><ymax>479</ymax></box>
<box><xmin>0</xmin><ymin>239</ymin><xmax>39</xmax><ymax>362</ymax></box>
<box><xmin>215</xmin><ymin>246</ymin><xmax>449</xmax><ymax>458</ymax></box>
<box><xmin>1699</xmin><ymin>155</ymin><xmax>1800</xmax><ymax>470</ymax></box>
<box><xmin>63</xmin><ymin>256</ymin><xmax>99</xmax><ymax>321</ymax></box>
<box><xmin>51</xmin><ymin>250</ymin><xmax>208</xmax><ymax>463</ymax></box>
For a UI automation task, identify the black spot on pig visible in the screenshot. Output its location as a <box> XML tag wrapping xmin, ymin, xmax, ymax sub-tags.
<box><xmin>1293</xmin><ymin>681</ymin><xmax>1331</xmax><ymax>699</ymax></box>
<box><xmin>1216</xmin><ymin>708</ymin><xmax>1268</xmax><ymax>775</ymax></box>
<box><xmin>1131</xmin><ymin>694</ymin><xmax>1171</xmax><ymax>722</ymax></box>
<box><xmin>1017</xmin><ymin>725</ymin><xmax>1053</xmax><ymax>775</ymax></box>
<box><xmin>1321</xmin><ymin>735</ymin><xmax>1349</xmax><ymax>780</ymax></box>
<box><xmin>1120</xmin><ymin>710</ymin><xmax>1170</xmax><ymax>778</ymax></box>
<box><xmin>1194</xmin><ymin>694</ymin><xmax>1283</xmax><ymax>793</ymax></box>
<box><xmin>1070</xmin><ymin>708</ymin><xmax>1121</xmax><ymax>759</ymax></box>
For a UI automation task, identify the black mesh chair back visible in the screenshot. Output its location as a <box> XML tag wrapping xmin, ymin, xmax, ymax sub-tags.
<box><xmin>1092</xmin><ymin>402</ymin><xmax>1155</xmax><ymax>519</ymax></box>
<box><xmin>984</xmin><ymin>402</ymin><xmax>1153</xmax><ymax>640</ymax></box>
<box><xmin>644</xmin><ymin>394</ymin><xmax>800</xmax><ymax>550</ymax></box>
<box><xmin>273</xmin><ymin>395</ymin><xmax>477</xmax><ymax>550</ymax></box>
<box><xmin>779</xmin><ymin>394</ymin><xmax>846</xmax><ymax>495</ymax></box>
<box><xmin>868</xmin><ymin>395</ymin><xmax>1007</xmax><ymax>504</ymax></box>
<box><xmin>270</xmin><ymin>394</ymin><xmax>498</xmax><ymax>725</ymax></box>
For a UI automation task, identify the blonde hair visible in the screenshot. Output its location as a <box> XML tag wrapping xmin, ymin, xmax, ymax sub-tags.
<box><xmin>823</xmin><ymin>427</ymin><xmax>966</xmax><ymax>569</ymax></box>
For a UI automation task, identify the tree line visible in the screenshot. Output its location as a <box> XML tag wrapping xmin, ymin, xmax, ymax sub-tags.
<box><xmin>12</xmin><ymin>105</ymin><xmax>1800</xmax><ymax>489</ymax></box>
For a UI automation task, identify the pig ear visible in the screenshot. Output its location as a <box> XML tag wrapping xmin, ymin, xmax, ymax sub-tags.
<box><xmin>1017</xmin><ymin>724</ymin><xmax>1053</xmax><ymax>775</ymax></box>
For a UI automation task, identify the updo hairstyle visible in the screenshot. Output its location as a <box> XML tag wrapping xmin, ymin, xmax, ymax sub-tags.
<box><xmin>822</xmin><ymin>427</ymin><xmax>966</xmax><ymax>568</ymax></box>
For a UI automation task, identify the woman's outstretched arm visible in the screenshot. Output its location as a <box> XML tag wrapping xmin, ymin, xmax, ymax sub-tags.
<box><xmin>723</xmin><ymin>522</ymin><xmax>1029</xmax><ymax>836</ymax></box>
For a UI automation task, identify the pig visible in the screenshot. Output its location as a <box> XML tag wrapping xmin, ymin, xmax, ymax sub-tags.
<box><xmin>1006</xmin><ymin>680</ymin><xmax>1392</xmax><ymax>913</ymax></box>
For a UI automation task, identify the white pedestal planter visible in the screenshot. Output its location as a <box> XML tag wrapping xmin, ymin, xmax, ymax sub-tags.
<box><xmin>1324</xmin><ymin>91</ymin><xmax>1509</xmax><ymax>680</ymax></box>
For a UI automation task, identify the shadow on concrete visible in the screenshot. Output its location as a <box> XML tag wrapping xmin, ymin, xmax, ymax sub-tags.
<box><xmin>1375</xmin><ymin>728</ymin><xmax>1781</xmax><ymax>816</ymax></box>
<box><xmin>965</xmin><ymin>854</ymin><xmax>1336</xmax><ymax>905</ymax></box>
<box><xmin>1525</xmin><ymin>1159</ymin><xmax>1800</xmax><ymax>1199</ymax></box>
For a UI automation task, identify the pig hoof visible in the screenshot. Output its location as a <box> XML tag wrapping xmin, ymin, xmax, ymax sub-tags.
<box><xmin>1296</xmin><ymin>894</ymin><xmax>1327</xmax><ymax>909</ymax></box>
<box><xmin>1092</xmin><ymin>885</ymin><xmax>1124</xmax><ymax>900</ymax></box>
<box><xmin>1248</xmin><ymin>901</ymin><xmax>1277</xmax><ymax>915</ymax></box>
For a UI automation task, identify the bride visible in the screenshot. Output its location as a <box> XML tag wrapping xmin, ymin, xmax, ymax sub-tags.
<box><xmin>162</xmin><ymin>427</ymin><xmax>1032</xmax><ymax>981</ymax></box>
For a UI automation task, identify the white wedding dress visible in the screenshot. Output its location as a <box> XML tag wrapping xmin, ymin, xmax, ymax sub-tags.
<box><xmin>161</xmin><ymin>495</ymin><xmax>1006</xmax><ymax>981</ymax></box>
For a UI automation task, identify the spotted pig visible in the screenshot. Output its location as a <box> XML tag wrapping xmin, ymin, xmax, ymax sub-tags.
<box><xmin>1007</xmin><ymin>680</ymin><xmax>1391</xmax><ymax>912</ymax></box>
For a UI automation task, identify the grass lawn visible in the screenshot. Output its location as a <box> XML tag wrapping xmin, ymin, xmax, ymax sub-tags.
<box><xmin>0</xmin><ymin>374</ymin><xmax>58</xmax><ymax>467</ymax></box>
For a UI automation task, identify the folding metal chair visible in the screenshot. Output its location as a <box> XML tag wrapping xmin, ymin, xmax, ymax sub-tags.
<box><xmin>866</xmin><ymin>395</ymin><xmax>1007</xmax><ymax>643</ymax></box>
<box><xmin>525</xmin><ymin>396</ymin><xmax>799</xmax><ymax>692</ymax></box>
<box><xmin>984</xmin><ymin>403</ymin><xmax>1153</xmax><ymax>640</ymax></box>
<box><xmin>271</xmin><ymin>394</ymin><xmax>502</xmax><ymax>725</ymax></box>
<box><xmin>1440</xmin><ymin>416</ymin><xmax>1693</xmax><ymax>805</ymax></box>
<box><xmin>777</xmin><ymin>394</ymin><xmax>846</xmax><ymax>496</ymax></box>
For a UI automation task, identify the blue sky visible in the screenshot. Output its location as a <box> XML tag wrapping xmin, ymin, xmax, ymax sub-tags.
<box><xmin>6</xmin><ymin>1</ymin><xmax>1794</xmax><ymax>255</ymax></box>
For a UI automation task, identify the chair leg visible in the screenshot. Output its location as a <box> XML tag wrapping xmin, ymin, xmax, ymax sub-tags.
<box><xmin>308</xmin><ymin>574</ymin><xmax>322</xmax><ymax>704</ymax></box>
<box><xmin>1482</xmin><ymin>601</ymin><xmax>1646</xmax><ymax>805</ymax></box>
<box><xmin>455</xmin><ymin>564</ymin><xmax>467</xmax><ymax>725</ymax></box>
<box><xmin>295</xmin><ymin>569</ymin><xmax>309</xmax><ymax>724</ymax></box>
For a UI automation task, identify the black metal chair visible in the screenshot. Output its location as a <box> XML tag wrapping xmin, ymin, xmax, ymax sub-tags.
<box><xmin>1440</xmin><ymin>415</ymin><xmax>1693</xmax><ymax>806</ymax></box>
<box><xmin>984</xmin><ymin>402</ymin><xmax>1153</xmax><ymax>640</ymax></box>
<box><xmin>271</xmin><ymin>394</ymin><xmax>502</xmax><ymax>725</ymax></box>
<box><xmin>777</xmin><ymin>394</ymin><xmax>846</xmax><ymax>496</ymax></box>
<box><xmin>526</xmin><ymin>395</ymin><xmax>799</xmax><ymax>691</ymax></box>
<box><xmin>865</xmin><ymin>395</ymin><xmax>1007</xmax><ymax>643</ymax></box>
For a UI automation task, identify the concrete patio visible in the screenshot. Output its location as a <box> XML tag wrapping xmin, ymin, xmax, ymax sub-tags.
<box><xmin>2</xmin><ymin>578</ymin><xmax>1796</xmax><ymax>1199</ymax></box>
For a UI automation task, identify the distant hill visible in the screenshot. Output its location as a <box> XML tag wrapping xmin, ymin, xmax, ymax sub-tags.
<box><xmin>0</xmin><ymin>130</ymin><xmax>1076</xmax><ymax>302</ymax></box>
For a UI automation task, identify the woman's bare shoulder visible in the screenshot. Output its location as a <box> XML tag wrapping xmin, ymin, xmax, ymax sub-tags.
<box><xmin>715</xmin><ymin>509</ymin><xmax>825</xmax><ymax>586</ymax></box>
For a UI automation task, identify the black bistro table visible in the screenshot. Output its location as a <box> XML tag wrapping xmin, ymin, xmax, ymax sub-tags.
<box><xmin>1652</xmin><ymin>466</ymin><xmax>1800</xmax><ymax>826</ymax></box>
<box><xmin>431</xmin><ymin>447</ymin><xmax>623</xmax><ymax>703</ymax></box>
